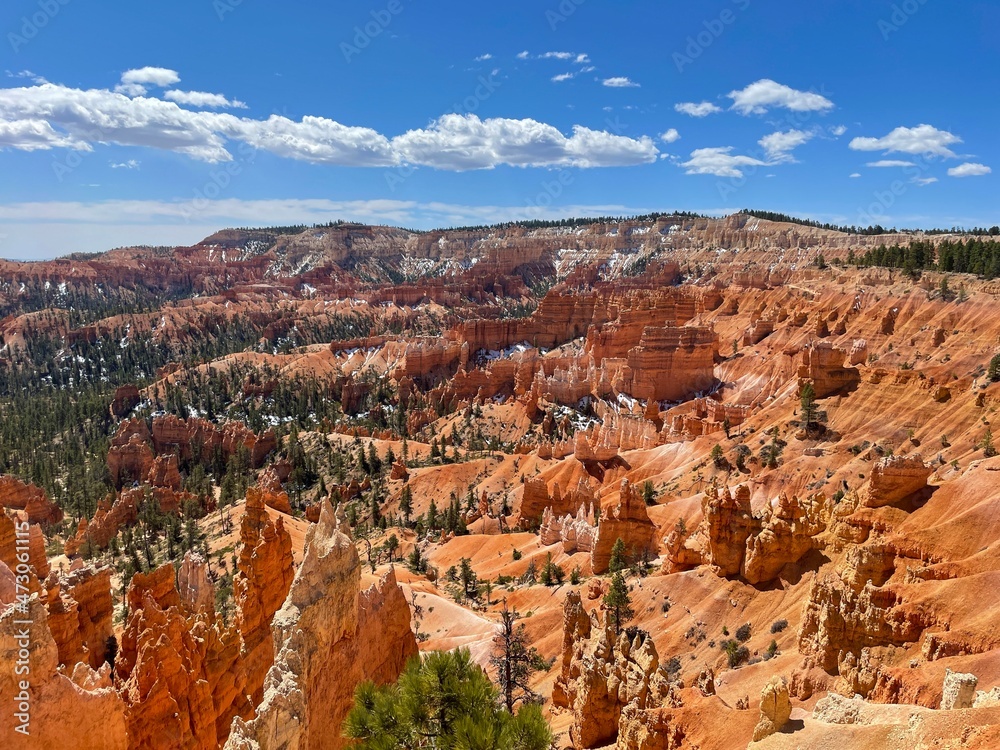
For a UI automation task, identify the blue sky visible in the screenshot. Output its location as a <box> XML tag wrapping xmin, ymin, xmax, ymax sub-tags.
<box><xmin>0</xmin><ymin>0</ymin><xmax>997</xmax><ymax>258</ymax></box>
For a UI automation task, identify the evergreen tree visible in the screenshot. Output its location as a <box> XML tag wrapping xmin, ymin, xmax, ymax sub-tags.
<box><xmin>344</xmin><ymin>649</ymin><xmax>552</xmax><ymax>750</ymax></box>
<box><xmin>608</xmin><ymin>537</ymin><xmax>628</xmax><ymax>574</ymax></box>
<box><xmin>603</xmin><ymin>572</ymin><xmax>635</xmax><ymax>636</ymax></box>
<box><xmin>800</xmin><ymin>382</ymin><xmax>818</xmax><ymax>431</ymax></box>
<box><xmin>489</xmin><ymin>602</ymin><xmax>543</xmax><ymax>713</ymax></box>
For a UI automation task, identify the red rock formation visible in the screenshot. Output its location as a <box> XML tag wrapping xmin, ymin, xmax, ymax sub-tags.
<box><xmin>147</xmin><ymin>453</ymin><xmax>182</xmax><ymax>490</ymax></box>
<box><xmin>225</xmin><ymin>501</ymin><xmax>417</xmax><ymax>750</ymax></box>
<box><xmin>591</xmin><ymin>479</ymin><xmax>657</xmax><ymax>574</ymax></box>
<box><xmin>1</xmin><ymin>595</ymin><xmax>127</xmax><ymax>750</ymax></box>
<box><xmin>540</xmin><ymin>505</ymin><xmax>597</xmax><ymax>553</ymax></box>
<box><xmin>234</xmin><ymin>486</ymin><xmax>295</xmax><ymax>705</ymax></box>
<box><xmin>116</xmin><ymin>565</ymin><xmax>237</xmax><ymax>750</ymax></box>
<box><xmin>0</xmin><ymin>474</ymin><xmax>63</xmax><ymax>525</ymax></box>
<box><xmin>0</xmin><ymin>512</ymin><xmax>50</xmax><ymax>581</ymax></box>
<box><xmin>107</xmin><ymin>419</ymin><xmax>155</xmax><ymax>489</ymax></box>
<box><xmin>151</xmin><ymin>415</ymin><xmax>276</xmax><ymax>468</ymax></box>
<box><xmin>861</xmin><ymin>454</ymin><xmax>933</xmax><ymax>508</ymax></box>
<box><xmin>742</xmin><ymin>493</ymin><xmax>829</xmax><ymax>585</ymax></box>
<box><xmin>702</xmin><ymin>484</ymin><xmax>755</xmax><ymax>577</ymax></box>
<box><xmin>798</xmin><ymin>342</ymin><xmax>861</xmax><ymax>398</ymax></box>
<box><xmin>110</xmin><ymin>383</ymin><xmax>142</xmax><ymax>418</ymax></box>
<box><xmin>552</xmin><ymin>591</ymin><xmax>677</xmax><ymax>748</ymax></box>
<box><xmin>798</xmin><ymin>571</ymin><xmax>934</xmax><ymax>675</ymax></box>
<box><xmin>606</xmin><ymin>325</ymin><xmax>718</xmax><ymax>403</ymax></box>
<box><xmin>43</xmin><ymin>565</ymin><xmax>115</xmax><ymax>670</ymax></box>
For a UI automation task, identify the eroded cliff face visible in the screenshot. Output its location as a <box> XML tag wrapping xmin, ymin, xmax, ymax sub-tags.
<box><xmin>225</xmin><ymin>500</ymin><xmax>417</xmax><ymax>750</ymax></box>
<box><xmin>0</xmin><ymin>595</ymin><xmax>127</xmax><ymax>750</ymax></box>
<box><xmin>591</xmin><ymin>480</ymin><xmax>658</xmax><ymax>574</ymax></box>
<box><xmin>112</xmin><ymin>495</ymin><xmax>296</xmax><ymax>750</ymax></box>
<box><xmin>553</xmin><ymin>591</ymin><xmax>677</xmax><ymax>749</ymax></box>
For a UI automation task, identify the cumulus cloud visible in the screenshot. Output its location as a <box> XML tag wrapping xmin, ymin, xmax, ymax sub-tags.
<box><xmin>0</xmin><ymin>81</ymin><xmax>659</xmax><ymax>170</ymax></box>
<box><xmin>391</xmin><ymin>114</ymin><xmax>658</xmax><ymax>170</ymax></box>
<box><xmin>0</xmin><ymin>117</ymin><xmax>90</xmax><ymax>151</ymax></box>
<box><xmin>831</xmin><ymin>125</ymin><xmax>848</xmax><ymax>137</ymax></box>
<box><xmin>164</xmin><ymin>90</ymin><xmax>246</xmax><ymax>109</ymax></box>
<box><xmin>948</xmin><ymin>162</ymin><xmax>991</xmax><ymax>177</ymax></box>
<box><xmin>110</xmin><ymin>159</ymin><xmax>140</xmax><ymax>169</ymax></box>
<box><xmin>603</xmin><ymin>77</ymin><xmax>640</xmax><ymax>88</ymax></box>
<box><xmin>866</xmin><ymin>160</ymin><xmax>917</xmax><ymax>168</ymax></box>
<box><xmin>759</xmin><ymin>129</ymin><xmax>814</xmax><ymax>162</ymax></box>
<box><xmin>681</xmin><ymin>147</ymin><xmax>768</xmax><ymax>178</ymax></box>
<box><xmin>115</xmin><ymin>67</ymin><xmax>180</xmax><ymax>96</ymax></box>
<box><xmin>660</xmin><ymin>128</ymin><xmax>680</xmax><ymax>144</ymax></box>
<box><xmin>728</xmin><ymin>79</ymin><xmax>834</xmax><ymax>115</ymax></box>
<box><xmin>849</xmin><ymin>124</ymin><xmax>961</xmax><ymax>158</ymax></box>
<box><xmin>552</xmin><ymin>73</ymin><xmax>575</xmax><ymax>83</ymax></box>
<box><xmin>674</xmin><ymin>101</ymin><xmax>721</xmax><ymax>117</ymax></box>
<box><xmin>475</xmin><ymin>54</ymin><xmax>493</xmax><ymax>61</ymax></box>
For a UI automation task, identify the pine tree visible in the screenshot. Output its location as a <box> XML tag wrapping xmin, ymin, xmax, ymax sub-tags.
<box><xmin>490</xmin><ymin>602</ymin><xmax>542</xmax><ymax>713</ymax></box>
<box><xmin>608</xmin><ymin>537</ymin><xmax>628</xmax><ymax>574</ymax></box>
<box><xmin>800</xmin><ymin>382</ymin><xmax>817</xmax><ymax>431</ymax></box>
<box><xmin>603</xmin><ymin>572</ymin><xmax>635</xmax><ymax>636</ymax></box>
<box><xmin>344</xmin><ymin>649</ymin><xmax>552</xmax><ymax>750</ymax></box>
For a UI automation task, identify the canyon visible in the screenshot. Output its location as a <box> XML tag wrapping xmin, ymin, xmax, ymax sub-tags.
<box><xmin>3</xmin><ymin>213</ymin><xmax>1000</xmax><ymax>749</ymax></box>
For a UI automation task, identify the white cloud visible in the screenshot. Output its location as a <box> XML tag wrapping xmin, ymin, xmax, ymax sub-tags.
<box><xmin>540</xmin><ymin>52</ymin><xmax>574</xmax><ymax>60</ymax></box>
<box><xmin>575</xmin><ymin>54</ymin><xmax>591</xmax><ymax>65</ymax></box>
<box><xmin>391</xmin><ymin>114</ymin><xmax>658</xmax><ymax>170</ymax></box>
<box><xmin>866</xmin><ymin>160</ymin><xmax>917</xmax><ymax>168</ymax></box>
<box><xmin>0</xmin><ymin>81</ymin><xmax>658</xmax><ymax>170</ymax></box>
<box><xmin>849</xmin><ymin>124</ymin><xmax>961</xmax><ymax>158</ymax></box>
<box><xmin>728</xmin><ymin>79</ymin><xmax>834</xmax><ymax>115</ymax></box>
<box><xmin>603</xmin><ymin>77</ymin><xmax>639</xmax><ymax>88</ymax></box>
<box><xmin>948</xmin><ymin>162</ymin><xmax>991</xmax><ymax>177</ymax></box>
<box><xmin>660</xmin><ymin>128</ymin><xmax>680</xmax><ymax>144</ymax></box>
<box><xmin>914</xmin><ymin>177</ymin><xmax>938</xmax><ymax>186</ymax></box>
<box><xmin>475</xmin><ymin>54</ymin><xmax>493</xmax><ymax>61</ymax></box>
<box><xmin>831</xmin><ymin>125</ymin><xmax>848</xmax><ymax>137</ymax></box>
<box><xmin>681</xmin><ymin>147</ymin><xmax>768</xmax><ymax>178</ymax></box>
<box><xmin>114</xmin><ymin>83</ymin><xmax>148</xmax><ymax>97</ymax></box>
<box><xmin>850</xmin><ymin>173</ymin><xmax>862</xmax><ymax>178</ymax></box>
<box><xmin>110</xmin><ymin>159</ymin><xmax>140</xmax><ymax>169</ymax></box>
<box><xmin>552</xmin><ymin>73</ymin><xmax>575</xmax><ymax>83</ymax></box>
<box><xmin>759</xmin><ymin>129</ymin><xmax>814</xmax><ymax>162</ymax></box>
<box><xmin>115</xmin><ymin>68</ymin><xmax>182</xmax><ymax>97</ymax></box>
<box><xmin>0</xmin><ymin>117</ymin><xmax>89</xmax><ymax>151</ymax></box>
<box><xmin>674</xmin><ymin>101</ymin><xmax>721</xmax><ymax>117</ymax></box>
<box><xmin>164</xmin><ymin>90</ymin><xmax>246</xmax><ymax>109</ymax></box>
<box><xmin>516</xmin><ymin>51</ymin><xmax>530</xmax><ymax>60</ymax></box>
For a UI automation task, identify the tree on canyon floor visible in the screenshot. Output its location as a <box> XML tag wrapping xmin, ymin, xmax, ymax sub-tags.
<box><xmin>603</xmin><ymin>572</ymin><xmax>635</xmax><ymax>637</ymax></box>
<box><xmin>490</xmin><ymin>601</ymin><xmax>546</xmax><ymax>714</ymax></box>
<box><xmin>344</xmin><ymin>648</ymin><xmax>552</xmax><ymax>750</ymax></box>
